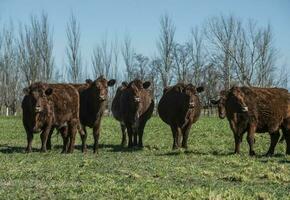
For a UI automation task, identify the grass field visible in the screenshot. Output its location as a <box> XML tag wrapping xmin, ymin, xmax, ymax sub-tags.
<box><xmin>0</xmin><ymin>116</ymin><xmax>289</xmax><ymax>199</ymax></box>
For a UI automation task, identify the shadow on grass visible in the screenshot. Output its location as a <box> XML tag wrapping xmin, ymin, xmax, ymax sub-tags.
<box><xmin>278</xmin><ymin>160</ymin><xmax>290</xmax><ymax>164</ymax></box>
<box><xmin>52</xmin><ymin>143</ymin><xmax>143</xmax><ymax>153</ymax></box>
<box><xmin>256</xmin><ymin>153</ymin><xmax>286</xmax><ymax>159</ymax></box>
<box><xmin>0</xmin><ymin>144</ymin><xmax>38</xmax><ymax>154</ymax></box>
<box><xmin>156</xmin><ymin>149</ymin><xmax>235</xmax><ymax>157</ymax></box>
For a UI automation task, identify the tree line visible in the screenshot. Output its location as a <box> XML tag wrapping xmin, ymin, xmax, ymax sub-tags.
<box><xmin>0</xmin><ymin>13</ymin><xmax>288</xmax><ymax>116</ymax></box>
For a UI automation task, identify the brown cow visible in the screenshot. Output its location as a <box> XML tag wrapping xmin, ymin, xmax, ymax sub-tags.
<box><xmin>71</xmin><ymin>76</ymin><xmax>116</xmax><ymax>153</ymax></box>
<box><xmin>22</xmin><ymin>82</ymin><xmax>80</xmax><ymax>153</ymax></box>
<box><xmin>158</xmin><ymin>83</ymin><xmax>204</xmax><ymax>149</ymax></box>
<box><xmin>211</xmin><ymin>86</ymin><xmax>290</xmax><ymax>156</ymax></box>
<box><xmin>117</xmin><ymin>79</ymin><xmax>154</xmax><ymax>148</ymax></box>
<box><xmin>111</xmin><ymin>82</ymin><xmax>128</xmax><ymax>146</ymax></box>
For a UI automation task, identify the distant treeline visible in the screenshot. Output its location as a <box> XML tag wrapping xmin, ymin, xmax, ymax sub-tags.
<box><xmin>0</xmin><ymin>13</ymin><xmax>288</xmax><ymax>116</ymax></box>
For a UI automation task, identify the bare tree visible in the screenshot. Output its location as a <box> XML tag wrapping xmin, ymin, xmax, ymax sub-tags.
<box><xmin>254</xmin><ymin>24</ymin><xmax>276</xmax><ymax>87</ymax></box>
<box><xmin>66</xmin><ymin>13</ymin><xmax>82</xmax><ymax>83</ymax></box>
<box><xmin>122</xmin><ymin>35</ymin><xmax>135</xmax><ymax>80</ymax></box>
<box><xmin>18</xmin><ymin>13</ymin><xmax>54</xmax><ymax>85</ymax></box>
<box><xmin>173</xmin><ymin>43</ymin><xmax>191</xmax><ymax>83</ymax></box>
<box><xmin>18</xmin><ymin>17</ymin><xmax>41</xmax><ymax>85</ymax></box>
<box><xmin>187</xmin><ymin>27</ymin><xmax>207</xmax><ymax>85</ymax></box>
<box><xmin>92</xmin><ymin>37</ymin><xmax>113</xmax><ymax>78</ymax></box>
<box><xmin>0</xmin><ymin>23</ymin><xmax>20</xmax><ymax>115</ymax></box>
<box><xmin>132</xmin><ymin>53</ymin><xmax>149</xmax><ymax>80</ymax></box>
<box><xmin>38</xmin><ymin>13</ymin><xmax>54</xmax><ymax>82</ymax></box>
<box><xmin>156</xmin><ymin>14</ymin><xmax>175</xmax><ymax>88</ymax></box>
<box><xmin>205</xmin><ymin>15</ymin><xmax>238</xmax><ymax>90</ymax></box>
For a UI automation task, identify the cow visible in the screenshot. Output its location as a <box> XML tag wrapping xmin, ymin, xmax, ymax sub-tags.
<box><xmin>116</xmin><ymin>79</ymin><xmax>154</xmax><ymax>148</ymax></box>
<box><xmin>158</xmin><ymin>83</ymin><xmax>204</xmax><ymax>149</ymax></box>
<box><xmin>211</xmin><ymin>86</ymin><xmax>290</xmax><ymax>156</ymax></box>
<box><xmin>70</xmin><ymin>76</ymin><xmax>116</xmax><ymax>153</ymax></box>
<box><xmin>22</xmin><ymin>82</ymin><xmax>80</xmax><ymax>153</ymax></box>
<box><xmin>111</xmin><ymin>82</ymin><xmax>129</xmax><ymax>146</ymax></box>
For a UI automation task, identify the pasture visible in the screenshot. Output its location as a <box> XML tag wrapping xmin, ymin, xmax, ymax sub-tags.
<box><xmin>0</xmin><ymin>116</ymin><xmax>289</xmax><ymax>199</ymax></box>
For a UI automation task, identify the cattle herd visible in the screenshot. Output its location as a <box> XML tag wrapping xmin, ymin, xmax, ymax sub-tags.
<box><xmin>21</xmin><ymin>76</ymin><xmax>290</xmax><ymax>156</ymax></box>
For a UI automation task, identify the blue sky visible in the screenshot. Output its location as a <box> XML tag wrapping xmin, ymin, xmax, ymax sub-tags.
<box><xmin>1</xmin><ymin>0</ymin><xmax>290</xmax><ymax>79</ymax></box>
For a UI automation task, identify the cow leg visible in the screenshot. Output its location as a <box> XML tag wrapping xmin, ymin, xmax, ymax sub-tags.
<box><xmin>133</xmin><ymin>128</ymin><xmax>138</xmax><ymax>147</ymax></box>
<box><xmin>40</xmin><ymin>127</ymin><xmax>51</xmax><ymax>152</ymax></box>
<box><xmin>25</xmin><ymin>131</ymin><xmax>33</xmax><ymax>153</ymax></box>
<box><xmin>283</xmin><ymin>128</ymin><xmax>290</xmax><ymax>155</ymax></box>
<box><xmin>266</xmin><ymin>131</ymin><xmax>280</xmax><ymax>156</ymax></box>
<box><xmin>61</xmin><ymin>127</ymin><xmax>69</xmax><ymax>153</ymax></box>
<box><xmin>80</xmin><ymin>125</ymin><xmax>87</xmax><ymax>153</ymax></box>
<box><xmin>234</xmin><ymin>133</ymin><xmax>242</xmax><ymax>154</ymax></box>
<box><xmin>247</xmin><ymin>125</ymin><xmax>256</xmax><ymax>156</ymax></box>
<box><xmin>67</xmin><ymin>121</ymin><xmax>77</xmax><ymax>154</ymax></box>
<box><xmin>46</xmin><ymin>128</ymin><xmax>54</xmax><ymax>150</ymax></box>
<box><xmin>93</xmin><ymin>120</ymin><xmax>101</xmax><ymax>154</ymax></box>
<box><xmin>137</xmin><ymin>121</ymin><xmax>146</xmax><ymax>148</ymax></box>
<box><xmin>127</xmin><ymin>125</ymin><xmax>134</xmax><ymax>148</ymax></box>
<box><xmin>121</xmin><ymin>123</ymin><xmax>127</xmax><ymax>147</ymax></box>
<box><xmin>181</xmin><ymin>123</ymin><xmax>192</xmax><ymax>149</ymax></box>
<box><xmin>170</xmin><ymin>124</ymin><xmax>181</xmax><ymax>150</ymax></box>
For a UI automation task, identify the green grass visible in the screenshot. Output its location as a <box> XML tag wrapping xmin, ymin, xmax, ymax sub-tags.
<box><xmin>0</xmin><ymin>116</ymin><xmax>289</xmax><ymax>199</ymax></box>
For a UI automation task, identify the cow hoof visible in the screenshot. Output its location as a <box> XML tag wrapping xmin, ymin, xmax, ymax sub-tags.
<box><xmin>25</xmin><ymin>148</ymin><xmax>32</xmax><ymax>153</ymax></box>
<box><xmin>40</xmin><ymin>149</ymin><xmax>47</xmax><ymax>153</ymax></box>
<box><xmin>121</xmin><ymin>140</ymin><xmax>127</xmax><ymax>147</ymax></box>
<box><xmin>172</xmin><ymin>146</ymin><xmax>179</xmax><ymax>150</ymax></box>
<box><xmin>265</xmin><ymin>152</ymin><xmax>273</xmax><ymax>157</ymax></box>
<box><xmin>249</xmin><ymin>151</ymin><xmax>256</xmax><ymax>156</ymax></box>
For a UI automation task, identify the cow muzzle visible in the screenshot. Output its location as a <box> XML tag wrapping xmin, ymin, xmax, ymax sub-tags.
<box><xmin>189</xmin><ymin>102</ymin><xmax>195</xmax><ymax>108</ymax></box>
<box><xmin>241</xmin><ymin>106</ymin><xmax>248</xmax><ymax>112</ymax></box>
<box><xmin>35</xmin><ymin>106</ymin><xmax>42</xmax><ymax>113</ymax></box>
<box><xmin>134</xmin><ymin>97</ymin><xmax>140</xmax><ymax>103</ymax></box>
<box><xmin>99</xmin><ymin>95</ymin><xmax>106</xmax><ymax>101</ymax></box>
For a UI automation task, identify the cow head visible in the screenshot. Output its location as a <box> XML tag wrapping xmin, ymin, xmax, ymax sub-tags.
<box><xmin>180</xmin><ymin>84</ymin><xmax>204</xmax><ymax>109</ymax></box>
<box><xmin>121</xmin><ymin>79</ymin><xmax>151</xmax><ymax>121</ymax></box>
<box><xmin>89</xmin><ymin>76</ymin><xmax>116</xmax><ymax>102</ymax></box>
<box><xmin>127</xmin><ymin>79</ymin><xmax>151</xmax><ymax>104</ymax></box>
<box><xmin>211</xmin><ymin>87</ymin><xmax>249</xmax><ymax>119</ymax></box>
<box><xmin>23</xmin><ymin>82</ymin><xmax>53</xmax><ymax>132</ymax></box>
<box><xmin>228</xmin><ymin>87</ymin><xmax>249</xmax><ymax>113</ymax></box>
<box><xmin>211</xmin><ymin>90</ymin><xmax>228</xmax><ymax>119</ymax></box>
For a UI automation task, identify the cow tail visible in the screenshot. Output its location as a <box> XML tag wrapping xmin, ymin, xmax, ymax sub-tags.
<box><xmin>77</xmin><ymin>121</ymin><xmax>85</xmax><ymax>136</ymax></box>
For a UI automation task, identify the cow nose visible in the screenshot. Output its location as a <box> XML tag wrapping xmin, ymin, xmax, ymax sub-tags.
<box><xmin>134</xmin><ymin>97</ymin><xmax>140</xmax><ymax>103</ymax></box>
<box><xmin>35</xmin><ymin>106</ymin><xmax>42</xmax><ymax>113</ymax></box>
<box><xmin>189</xmin><ymin>102</ymin><xmax>195</xmax><ymax>108</ymax></box>
<box><xmin>242</xmin><ymin>106</ymin><xmax>248</xmax><ymax>112</ymax></box>
<box><xmin>99</xmin><ymin>95</ymin><xmax>106</xmax><ymax>101</ymax></box>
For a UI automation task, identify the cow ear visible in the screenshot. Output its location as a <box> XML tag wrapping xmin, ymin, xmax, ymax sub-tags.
<box><xmin>143</xmin><ymin>81</ymin><xmax>151</xmax><ymax>89</ymax></box>
<box><xmin>196</xmin><ymin>86</ymin><xmax>204</xmax><ymax>93</ymax></box>
<box><xmin>122</xmin><ymin>81</ymin><xmax>128</xmax><ymax>87</ymax></box>
<box><xmin>210</xmin><ymin>99</ymin><xmax>220</xmax><ymax>105</ymax></box>
<box><xmin>23</xmin><ymin>87</ymin><xmax>30</xmax><ymax>95</ymax></box>
<box><xmin>163</xmin><ymin>86</ymin><xmax>169</xmax><ymax>94</ymax></box>
<box><xmin>86</xmin><ymin>79</ymin><xmax>93</xmax><ymax>84</ymax></box>
<box><xmin>45</xmin><ymin>88</ymin><xmax>53</xmax><ymax>96</ymax></box>
<box><xmin>108</xmin><ymin>79</ymin><xmax>116</xmax><ymax>87</ymax></box>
